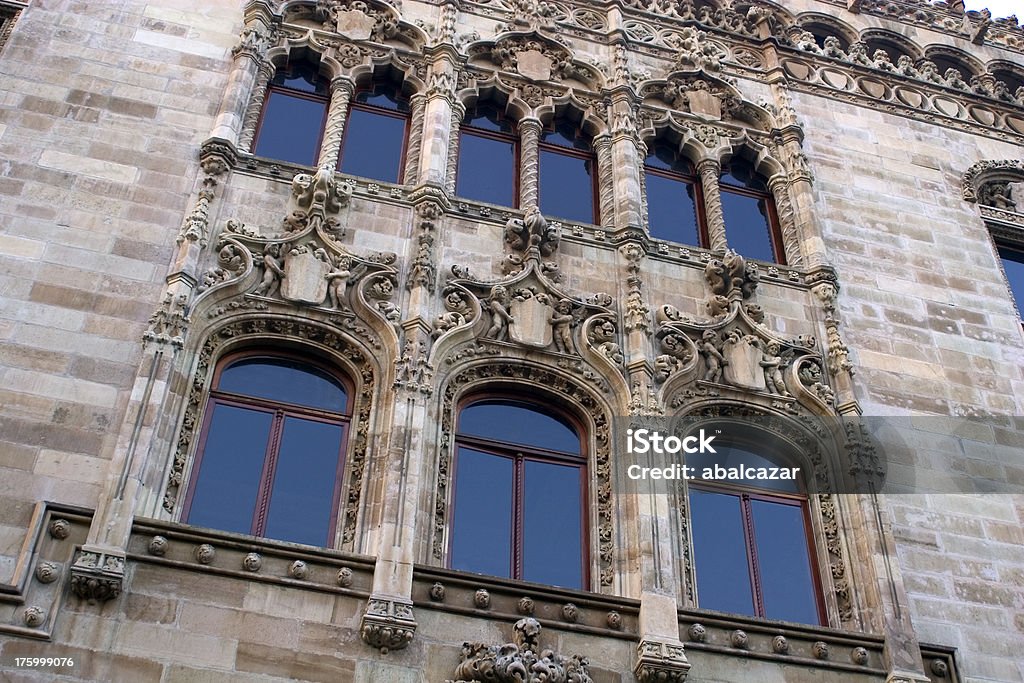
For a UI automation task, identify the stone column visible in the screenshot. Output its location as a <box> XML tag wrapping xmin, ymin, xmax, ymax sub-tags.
<box><xmin>519</xmin><ymin>117</ymin><xmax>542</xmax><ymax>210</ymax></box>
<box><xmin>697</xmin><ymin>158</ymin><xmax>727</xmax><ymax>252</ymax></box>
<box><xmin>768</xmin><ymin>174</ymin><xmax>802</xmax><ymax>267</ymax></box>
<box><xmin>210</xmin><ymin>1</ymin><xmax>275</xmax><ymax>148</ymax></box>
<box><xmin>237</xmin><ymin>60</ymin><xmax>274</xmax><ymax>153</ymax></box>
<box><xmin>606</xmin><ymin>93</ymin><xmax>644</xmax><ymax>231</ymax></box>
<box><xmin>413</xmin><ymin>53</ymin><xmax>461</xmax><ymax>188</ymax></box>
<box><xmin>443</xmin><ymin>101</ymin><xmax>465</xmax><ymax>196</ymax></box>
<box><xmin>317</xmin><ymin>76</ymin><xmax>355</xmax><ymax>170</ymax></box>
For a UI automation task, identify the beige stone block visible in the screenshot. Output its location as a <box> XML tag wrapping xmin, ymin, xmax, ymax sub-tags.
<box><xmin>38</xmin><ymin>150</ymin><xmax>139</xmax><ymax>185</ymax></box>
<box><xmin>178</xmin><ymin>603</ymin><xmax>301</xmax><ymax>649</ymax></box>
<box><xmin>35</xmin><ymin>449</ymin><xmax>109</xmax><ymax>486</ymax></box>
<box><xmin>4</xmin><ymin>367</ymin><xmax>118</xmax><ymax>407</ymax></box>
<box><xmin>113</xmin><ymin>620</ymin><xmax>236</xmax><ymax>668</ymax></box>
<box><xmin>242</xmin><ymin>582</ymin><xmax>335</xmax><ymax>623</ymax></box>
<box><xmin>0</xmin><ymin>235</ymin><xmax>46</xmax><ymax>260</ymax></box>
<box><xmin>235</xmin><ymin>641</ymin><xmax>355</xmax><ymax>683</ymax></box>
<box><xmin>133</xmin><ymin>29</ymin><xmax>228</xmax><ymax>60</ymax></box>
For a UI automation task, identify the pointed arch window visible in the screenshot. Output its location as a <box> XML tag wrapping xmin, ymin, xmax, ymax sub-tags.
<box><xmin>254</xmin><ymin>63</ymin><xmax>330</xmax><ymax>167</ymax></box>
<box><xmin>182</xmin><ymin>353</ymin><xmax>351</xmax><ymax>547</ymax></box>
<box><xmin>456</xmin><ymin>102</ymin><xmax>519</xmax><ymax>208</ymax></box>
<box><xmin>688</xmin><ymin>438</ymin><xmax>824</xmax><ymax>624</ymax></box>
<box><xmin>339</xmin><ymin>83</ymin><xmax>410</xmax><ymax>183</ymax></box>
<box><xmin>997</xmin><ymin>242</ymin><xmax>1024</xmax><ymax>320</ymax></box>
<box><xmin>449</xmin><ymin>399</ymin><xmax>587</xmax><ymax>589</ymax></box>
<box><xmin>539</xmin><ymin>120</ymin><xmax>599</xmax><ymax>225</ymax></box>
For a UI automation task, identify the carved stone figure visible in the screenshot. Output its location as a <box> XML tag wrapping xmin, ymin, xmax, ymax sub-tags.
<box><xmin>549</xmin><ymin>298</ymin><xmax>574</xmax><ymax>353</ymax></box>
<box><xmin>434</xmin><ymin>289</ymin><xmax>471</xmax><ymax>338</ymax></box>
<box><xmin>254</xmin><ymin>244</ymin><xmax>285</xmax><ymax>298</ymax></box>
<box><xmin>326</xmin><ymin>255</ymin><xmax>352</xmax><ymax>309</ymax></box>
<box><xmin>447</xmin><ymin>618</ymin><xmax>593</xmax><ymax>683</ymax></box>
<box><xmin>760</xmin><ymin>341</ymin><xmax>791</xmax><ymax>396</ymax></box>
<box><xmin>698</xmin><ymin>330</ymin><xmax>726</xmax><ymax>382</ymax></box>
<box><xmin>589</xmin><ymin>319</ymin><xmax>623</xmax><ymax>365</ymax></box>
<box><xmin>485</xmin><ymin>286</ymin><xmax>514</xmax><ymax>342</ymax></box>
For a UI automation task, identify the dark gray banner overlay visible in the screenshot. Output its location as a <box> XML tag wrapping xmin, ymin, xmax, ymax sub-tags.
<box><xmin>612</xmin><ymin>416</ymin><xmax>1024</xmax><ymax>495</ymax></box>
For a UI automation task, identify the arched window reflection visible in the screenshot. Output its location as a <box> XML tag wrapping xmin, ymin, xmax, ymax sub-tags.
<box><xmin>450</xmin><ymin>399</ymin><xmax>587</xmax><ymax>589</ymax></box>
<box><xmin>183</xmin><ymin>354</ymin><xmax>350</xmax><ymax>547</ymax></box>
<box><xmin>688</xmin><ymin>436</ymin><xmax>823</xmax><ymax>624</ymax></box>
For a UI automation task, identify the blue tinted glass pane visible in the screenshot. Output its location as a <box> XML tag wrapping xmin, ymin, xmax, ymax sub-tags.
<box><xmin>539</xmin><ymin>149</ymin><xmax>595</xmax><ymax>224</ymax></box>
<box><xmin>277</xmin><ymin>65</ymin><xmax>325</xmax><ymax>94</ymax></box>
<box><xmin>721</xmin><ymin>190</ymin><xmax>775</xmax><ymax>262</ymax></box>
<box><xmin>451</xmin><ymin>449</ymin><xmax>513</xmax><ymax>578</ymax></box>
<box><xmin>751</xmin><ymin>499</ymin><xmax>820</xmax><ymax>624</ymax></box>
<box><xmin>355</xmin><ymin>90</ymin><xmax>407</xmax><ymax>112</ymax></box>
<box><xmin>187</xmin><ymin>404</ymin><xmax>272</xmax><ymax>535</ymax></box>
<box><xmin>523</xmin><ymin>461</ymin><xmax>583</xmax><ymax>589</ymax></box>
<box><xmin>254</xmin><ymin>91</ymin><xmax>325</xmax><ymax>166</ymax></box>
<box><xmin>465</xmin><ymin>110</ymin><xmax>512</xmax><ymax>133</ymax></box>
<box><xmin>219</xmin><ymin>358</ymin><xmax>347</xmax><ymax>413</ymax></box>
<box><xmin>264</xmin><ymin>417</ymin><xmax>344</xmax><ymax>546</ymax></box>
<box><xmin>690</xmin><ymin>489</ymin><xmax>755</xmax><ymax>616</ymax></box>
<box><xmin>543</xmin><ymin>123</ymin><xmax>590</xmax><ymax>152</ymax></box>
<box><xmin>999</xmin><ymin>247</ymin><xmax>1024</xmax><ymax>311</ymax></box>
<box><xmin>457</xmin><ymin>132</ymin><xmax>515</xmax><ymax>207</ymax></box>
<box><xmin>646</xmin><ymin>171</ymin><xmax>699</xmax><ymax>245</ymax></box>
<box><xmin>458</xmin><ymin>402</ymin><xmax>579</xmax><ymax>454</ymax></box>
<box><xmin>340</xmin><ymin>108</ymin><xmax>406</xmax><ymax>182</ymax></box>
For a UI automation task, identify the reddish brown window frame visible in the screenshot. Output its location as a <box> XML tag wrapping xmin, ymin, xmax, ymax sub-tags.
<box><xmin>690</xmin><ymin>479</ymin><xmax>826</xmax><ymax>625</ymax></box>
<box><xmin>643</xmin><ymin>148</ymin><xmax>707</xmax><ymax>247</ymax></box>
<box><xmin>456</xmin><ymin>104</ymin><xmax>521</xmax><ymax>208</ymax></box>
<box><xmin>181</xmin><ymin>350</ymin><xmax>353</xmax><ymax>545</ymax></box>
<box><xmin>337</xmin><ymin>83</ymin><xmax>411</xmax><ymax>184</ymax></box>
<box><xmin>720</xmin><ymin>166</ymin><xmax>787</xmax><ymax>265</ymax></box>
<box><xmin>449</xmin><ymin>397</ymin><xmax>591</xmax><ymax>589</ymax></box>
<box><xmin>252</xmin><ymin>63</ymin><xmax>330</xmax><ymax>166</ymax></box>
<box><xmin>537</xmin><ymin>121</ymin><xmax>601</xmax><ymax>226</ymax></box>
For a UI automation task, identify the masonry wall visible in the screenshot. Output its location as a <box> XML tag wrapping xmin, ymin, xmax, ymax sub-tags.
<box><xmin>0</xmin><ymin>0</ymin><xmax>1022</xmax><ymax>682</ymax></box>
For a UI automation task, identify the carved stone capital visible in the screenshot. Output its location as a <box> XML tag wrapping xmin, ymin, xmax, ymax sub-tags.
<box><xmin>69</xmin><ymin>546</ymin><xmax>125</xmax><ymax>605</ymax></box>
<box><xmin>634</xmin><ymin>638</ymin><xmax>691</xmax><ymax>682</ymax></box>
<box><xmin>360</xmin><ymin>596</ymin><xmax>416</xmax><ymax>654</ymax></box>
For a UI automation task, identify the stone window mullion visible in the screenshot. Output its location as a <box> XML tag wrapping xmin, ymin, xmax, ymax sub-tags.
<box><xmin>697</xmin><ymin>158</ymin><xmax>727</xmax><ymax>252</ymax></box>
<box><xmin>519</xmin><ymin>117</ymin><xmax>542</xmax><ymax>210</ymax></box>
<box><xmin>317</xmin><ymin>76</ymin><xmax>356</xmax><ymax>170</ymax></box>
<box><xmin>238</xmin><ymin>61</ymin><xmax>275</xmax><ymax>153</ymax></box>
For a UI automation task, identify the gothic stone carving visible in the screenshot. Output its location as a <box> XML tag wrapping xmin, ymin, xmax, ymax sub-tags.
<box><xmin>446</xmin><ymin>617</ymin><xmax>593</xmax><ymax>683</ymax></box>
<box><xmin>360</xmin><ymin>596</ymin><xmax>416</xmax><ymax>654</ymax></box>
<box><xmin>634</xmin><ymin>639</ymin><xmax>691</xmax><ymax>683</ymax></box>
<box><xmin>69</xmin><ymin>548</ymin><xmax>125</xmax><ymax>604</ymax></box>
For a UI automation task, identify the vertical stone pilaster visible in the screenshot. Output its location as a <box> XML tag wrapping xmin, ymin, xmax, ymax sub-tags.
<box><xmin>519</xmin><ymin>117</ymin><xmax>542</xmax><ymax>210</ymax></box>
<box><xmin>768</xmin><ymin>174</ymin><xmax>802</xmax><ymax>267</ymax></box>
<box><xmin>594</xmin><ymin>133</ymin><xmax>616</xmax><ymax>228</ymax></box>
<box><xmin>415</xmin><ymin>53</ymin><xmax>461</xmax><ymax>188</ymax></box>
<box><xmin>210</xmin><ymin>1</ymin><xmax>275</xmax><ymax>147</ymax></box>
<box><xmin>444</xmin><ymin>101</ymin><xmax>465</xmax><ymax>196</ymax></box>
<box><xmin>697</xmin><ymin>158</ymin><xmax>726</xmax><ymax>252</ymax></box>
<box><xmin>237</xmin><ymin>61</ymin><xmax>274</xmax><ymax>153</ymax></box>
<box><xmin>607</xmin><ymin>93</ymin><xmax>644</xmax><ymax>230</ymax></box>
<box><xmin>318</xmin><ymin>76</ymin><xmax>355</xmax><ymax>170</ymax></box>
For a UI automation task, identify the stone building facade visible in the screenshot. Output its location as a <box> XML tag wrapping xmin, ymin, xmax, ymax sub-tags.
<box><xmin>0</xmin><ymin>0</ymin><xmax>1022</xmax><ymax>681</ymax></box>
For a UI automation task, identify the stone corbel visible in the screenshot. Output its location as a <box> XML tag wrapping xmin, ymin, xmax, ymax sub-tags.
<box><xmin>635</xmin><ymin>639</ymin><xmax>691</xmax><ymax>682</ymax></box>
<box><xmin>68</xmin><ymin>546</ymin><xmax>125</xmax><ymax>605</ymax></box>
<box><xmin>360</xmin><ymin>595</ymin><xmax>416</xmax><ymax>653</ymax></box>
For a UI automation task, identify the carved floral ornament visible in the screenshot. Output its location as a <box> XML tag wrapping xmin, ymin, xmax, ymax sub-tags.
<box><xmin>277</xmin><ymin>0</ymin><xmax>426</xmax><ymax>50</ymax></box>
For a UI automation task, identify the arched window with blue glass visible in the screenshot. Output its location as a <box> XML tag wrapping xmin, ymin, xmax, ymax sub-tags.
<box><xmin>449</xmin><ymin>398</ymin><xmax>588</xmax><ymax>590</ymax></box>
<box><xmin>538</xmin><ymin>119</ymin><xmax>599</xmax><ymax>225</ymax></box>
<box><xmin>182</xmin><ymin>352</ymin><xmax>351</xmax><ymax>548</ymax></box>
<box><xmin>254</xmin><ymin>62</ymin><xmax>330</xmax><ymax>167</ymax></box>
<box><xmin>338</xmin><ymin>82</ymin><xmax>411</xmax><ymax>183</ymax></box>
<box><xmin>719</xmin><ymin>159</ymin><xmax>784</xmax><ymax>264</ymax></box>
<box><xmin>687</xmin><ymin>431</ymin><xmax>824</xmax><ymax>625</ymax></box>
<box><xmin>456</xmin><ymin>101</ymin><xmax>519</xmax><ymax>208</ymax></box>
<box><xmin>644</xmin><ymin>141</ymin><xmax>704</xmax><ymax>246</ymax></box>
